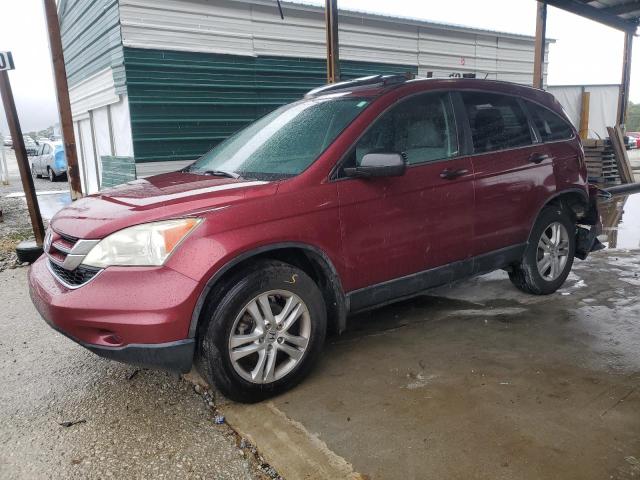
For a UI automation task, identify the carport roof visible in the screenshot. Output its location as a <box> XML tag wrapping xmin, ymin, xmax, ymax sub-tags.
<box><xmin>544</xmin><ymin>0</ymin><xmax>640</xmax><ymax>33</ymax></box>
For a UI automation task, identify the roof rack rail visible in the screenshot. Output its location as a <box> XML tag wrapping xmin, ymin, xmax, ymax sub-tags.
<box><xmin>305</xmin><ymin>73</ymin><xmax>414</xmax><ymax>98</ymax></box>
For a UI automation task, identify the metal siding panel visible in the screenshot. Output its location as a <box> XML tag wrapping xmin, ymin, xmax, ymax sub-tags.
<box><xmin>69</xmin><ymin>68</ymin><xmax>120</xmax><ymax>118</ymax></box>
<box><xmin>60</xmin><ymin>0</ymin><xmax>124</xmax><ymax>88</ymax></box>
<box><xmin>123</xmin><ymin>47</ymin><xmax>416</xmax><ymax>163</ymax></box>
<box><xmin>119</xmin><ymin>0</ymin><xmax>547</xmax><ymax>76</ymax></box>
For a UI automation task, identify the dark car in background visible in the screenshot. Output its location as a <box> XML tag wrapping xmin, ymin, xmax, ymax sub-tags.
<box><xmin>29</xmin><ymin>76</ymin><xmax>601</xmax><ymax>402</ymax></box>
<box><xmin>23</xmin><ymin>136</ymin><xmax>38</xmax><ymax>156</ymax></box>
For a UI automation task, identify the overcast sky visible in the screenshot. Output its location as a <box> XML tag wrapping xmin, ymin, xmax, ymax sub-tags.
<box><xmin>0</xmin><ymin>0</ymin><xmax>638</xmax><ymax>134</ymax></box>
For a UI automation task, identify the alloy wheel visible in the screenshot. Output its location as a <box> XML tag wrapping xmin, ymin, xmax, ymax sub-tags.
<box><xmin>228</xmin><ymin>290</ymin><xmax>311</xmax><ymax>384</ymax></box>
<box><xmin>536</xmin><ymin>221</ymin><xmax>570</xmax><ymax>281</ymax></box>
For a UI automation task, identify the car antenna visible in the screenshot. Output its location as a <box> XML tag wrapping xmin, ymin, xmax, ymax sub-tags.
<box><xmin>275</xmin><ymin>0</ymin><xmax>284</xmax><ymax>20</ymax></box>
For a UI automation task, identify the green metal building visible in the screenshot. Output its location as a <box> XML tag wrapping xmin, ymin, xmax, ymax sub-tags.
<box><xmin>59</xmin><ymin>0</ymin><xmax>549</xmax><ymax>193</ymax></box>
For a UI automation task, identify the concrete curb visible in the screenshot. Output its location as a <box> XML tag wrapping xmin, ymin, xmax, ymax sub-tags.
<box><xmin>222</xmin><ymin>401</ymin><xmax>366</xmax><ymax>480</ymax></box>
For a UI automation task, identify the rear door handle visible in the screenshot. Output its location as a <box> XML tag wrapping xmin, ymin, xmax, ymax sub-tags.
<box><xmin>529</xmin><ymin>153</ymin><xmax>550</xmax><ymax>164</ymax></box>
<box><xmin>440</xmin><ymin>168</ymin><xmax>468</xmax><ymax>180</ymax></box>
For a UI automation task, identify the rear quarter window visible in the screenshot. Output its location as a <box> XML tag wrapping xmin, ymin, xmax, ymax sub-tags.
<box><xmin>526</xmin><ymin>102</ymin><xmax>574</xmax><ymax>142</ymax></box>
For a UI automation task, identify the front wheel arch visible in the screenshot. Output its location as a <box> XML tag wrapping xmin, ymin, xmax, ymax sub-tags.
<box><xmin>190</xmin><ymin>243</ymin><xmax>348</xmax><ymax>341</ymax></box>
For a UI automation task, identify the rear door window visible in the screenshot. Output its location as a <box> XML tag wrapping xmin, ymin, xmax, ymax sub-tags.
<box><xmin>526</xmin><ymin>102</ymin><xmax>574</xmax><ymax>142</ymax></box>
<box><xmin>461</xmin><ymin>91</ymin><xmax>533</xmax><ymax>154</ymax></box>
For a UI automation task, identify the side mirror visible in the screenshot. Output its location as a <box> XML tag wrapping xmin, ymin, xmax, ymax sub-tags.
<box><xmin>344</xmin><ymin>153</ymin><xmax>406</xmax><ymax>178</ymax></box>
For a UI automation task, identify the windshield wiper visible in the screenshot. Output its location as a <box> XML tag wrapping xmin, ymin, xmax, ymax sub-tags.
<box><xmin>201</xmin><ymin>170</ymin><xmax>240</xmax><ymax>179</ymax></box>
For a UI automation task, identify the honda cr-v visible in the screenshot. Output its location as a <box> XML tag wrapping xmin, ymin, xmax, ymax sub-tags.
<box><xmin>29</xmin><ymin>76</ymin><xmax>601</xmax><ymax>402</ymax></box>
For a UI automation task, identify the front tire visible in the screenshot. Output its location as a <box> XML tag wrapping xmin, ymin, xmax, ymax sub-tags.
<box><xmin>198</xmin><ymin>260</ymin><xmax>327</xmax><ymax>403</ymax></box>
<box><xmin>509</xmin><ymin>205</ymin><xmax>576</xmax><ymax>295</ymax></box>
<box><xmin>48</xmin><ymin>168</ymin><xmax>56</xmax><ymax>182</ymax></box>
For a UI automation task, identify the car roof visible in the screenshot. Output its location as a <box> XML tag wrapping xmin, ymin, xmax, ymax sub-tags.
<box><xmin>309</xmin><ymin>76</ymin><xmax>561</xmax><ymax>114</ymax></box>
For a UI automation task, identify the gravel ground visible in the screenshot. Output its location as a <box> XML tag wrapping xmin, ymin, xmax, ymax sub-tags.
<box><xmin>0</xmin><ymin>268</ymin><xmax>272</xmax><ymax>480</ymax></box>
<box><xmin>0</xmin><ymin>197</ymin><xmax>41</xmax><ymax>271</ymax></box>
<box><xmin>1</xmin><ymin>149</ymin><xmax>65</xmax><ymax>271</ymax></box>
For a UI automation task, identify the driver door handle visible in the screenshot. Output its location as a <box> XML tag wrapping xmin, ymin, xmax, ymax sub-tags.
<box><xmin>440</xmin><ymin>168</ymin><xmax>468</xmax><ymax>180</ymax></box>
<box><xmin>529</xmin><ymin>152</ymin><xmax>550</xmax><ymax>164</ymax></box>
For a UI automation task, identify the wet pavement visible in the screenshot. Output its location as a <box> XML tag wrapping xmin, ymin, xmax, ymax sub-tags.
<box><xmin>259</xmin><ymin>256</ymin><xmax>640</xmax><ymax>479</ymax></box>
<box><xmin>599</xmin><ymin>192</ymin><xmax>640</xmax><ymax>249</ymax></box>
<box><xmin>1</xmin><ymin>149</ymin><xmax>71</xmax><ymax>222</ymax></box>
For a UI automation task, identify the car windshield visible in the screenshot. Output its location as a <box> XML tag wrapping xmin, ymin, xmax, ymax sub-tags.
<box><xmin>187</xmin><ymin>96</ymin><xmax>370</xmax><ymax>180</ymax></box>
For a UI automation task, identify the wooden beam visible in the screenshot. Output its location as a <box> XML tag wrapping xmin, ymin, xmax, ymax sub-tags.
<box><xmin>325</xmin><ymin>0</ymin><xmax>340</xmax><ymax>83</ymax></box>
<box><xmin>617</xmin><ymin>31</ymin><xmax>633</xmax><ymax>128</ymax></box>
<box><xmin>533</xmin><ymin>1</ymin><xmax>547</xmax><ymax>89</ymax></box>
<box><xmin>0</xmin><ymin>71</ymin><xmax>46</xmax><ymax>245</ymax></box>
<box><xmin>544</xmin><ymin>0</ymin><xmax>638</xmax><ymax>33</ymax></box>
<box><xmin>43</xmin><ymin>0</ymin><xmax>83</xmax><ymax>200</ymax></box>
<box><xmin>607</xmin><ymin>125</ymin><xmax>634</xmax><ymax>184</ymax></box>
<box><xmin>579</xmin><ymin>90</ymin><xmax>590</xmax><ymax>139</ymax></box>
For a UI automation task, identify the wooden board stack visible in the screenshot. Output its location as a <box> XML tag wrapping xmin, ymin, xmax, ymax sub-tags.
<box><xmin>583</xmin><ymin>138</ymin><xmax>621</xmax><ymax>185</ymax></box>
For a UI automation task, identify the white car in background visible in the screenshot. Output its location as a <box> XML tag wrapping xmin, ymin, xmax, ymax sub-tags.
<box><xmin>3</xmin><ymin>135</ymin><xmax>12</xmax><ymax>147</ymax></box>
<box><xmin>31</xmin><ymin>141</ymin><xmax>67</xmax><ymax>182</ymax></box>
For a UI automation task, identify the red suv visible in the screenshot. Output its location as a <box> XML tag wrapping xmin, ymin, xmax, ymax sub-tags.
<box><xmin>29</xmin><ymin>76</ymin><xmax>601</xmax><ymax>402</ymax></box>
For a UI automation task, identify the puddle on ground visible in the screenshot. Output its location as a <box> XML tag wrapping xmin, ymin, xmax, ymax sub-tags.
<box><xmin>599</xmin><ymin>192</ymin><xmax>640</xmax><ymax>250</ymax></box>
<box><xmin>34</xmin><ymin>192</ymin><xmax>71</xmax><ymax>220</ymax></box>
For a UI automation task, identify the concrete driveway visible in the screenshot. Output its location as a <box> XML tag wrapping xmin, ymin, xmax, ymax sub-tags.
<box><xmin>243</xmin><ymin>250</ymin><xmax>640</xmax><ymax>480</ymax></box>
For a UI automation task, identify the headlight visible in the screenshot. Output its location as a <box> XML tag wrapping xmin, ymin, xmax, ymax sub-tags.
<box><xmin>82</xmin><ymin>218</ymin><xmax>201</xmax><ymax>268</ymax></box>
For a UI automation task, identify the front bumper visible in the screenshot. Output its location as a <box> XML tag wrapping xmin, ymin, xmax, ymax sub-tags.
<box><xmin>28</xmin><ymin>255</ymin><xmax>201</xmax><ymax>373</ymax></box>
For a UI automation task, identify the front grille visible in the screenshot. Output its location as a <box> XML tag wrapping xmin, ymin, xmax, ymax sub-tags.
<box><xmin>49</xmin><ymin>260</ymin><xmax>100</xmax><ymax>287</ymax></box>
<box><xmin>58</xmin><ymin>232</ymin><xmax>78</xmax><ymax>244</ymax></box>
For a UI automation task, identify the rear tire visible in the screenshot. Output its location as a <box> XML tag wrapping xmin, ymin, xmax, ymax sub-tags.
<box><xmin>198</xmin><ymin>260</ymin><xmax>327</xmax><ymax>403</ymax></box>
<box><xmin>32</xmin><ymin>164</ymin><xmax>41</xmax><ymax>179</ymax></box>
<box><xmin>48</xmin><ymin>168</ymin><xmax>56</xmax><ymax>182</ymax></box>
<box><xmin>509</xmin><ymin>205</ymin><xmax>575</xmax><ymax>295</ymax></box>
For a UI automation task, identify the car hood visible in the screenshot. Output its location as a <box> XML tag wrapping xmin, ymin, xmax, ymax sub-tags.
<box><xmin>50</xmin><ymin>172</ymin><xmax>276</xmax><ymax>239</ymax></box>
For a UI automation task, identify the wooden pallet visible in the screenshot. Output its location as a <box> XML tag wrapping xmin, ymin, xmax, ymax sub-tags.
<box><xmin>582</xmin><ymin>138</ymin><xmax>622</xmax><ymax>185</ymax></box>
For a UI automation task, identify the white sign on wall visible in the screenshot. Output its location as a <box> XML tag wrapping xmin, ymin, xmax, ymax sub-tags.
<box><xmin>0</xmin><ymin>52</ymin><xmax>15</xmax><ymax>71</ymax></box>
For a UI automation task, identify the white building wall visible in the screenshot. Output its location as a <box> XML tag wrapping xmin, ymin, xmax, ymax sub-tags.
<box><xmin>119</xmin><ymin>0</ymin><xmax>550</xmax><ymax>85</ymax></box>
<box><xmin>69</xmin><ymin>68</ymin><xmax>135</xmax><ymax>194</ymax></box>
<box><xmin>548</xmin><ymin>85</ymin><xmax>620</xmax><ymax>139</ymax></box>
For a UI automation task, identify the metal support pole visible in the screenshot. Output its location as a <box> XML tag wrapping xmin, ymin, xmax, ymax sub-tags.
<box><xmin>325</xmin><ymin>0</ymin><xmax>340</xmax><ymax>83</ymax></box>
<box><xmin>0</xmin><ymin>135</ymin><xmax>9</xmax><ymax>185</ymax></box>
<box><xmin>617</xmin><ymin>31</ymin><xmax>633</xmax><ymax>130</ymax></box>
<box><xmin>533</xmin><ymin>1</ymin><xmax>547</xmax><ymax>89</ymax></box>
<box><xmin>42</xmin><ymin>0</ymin><xmax>83</xmax><ymax>199</ymax></box>
<box><xmin>0</xmin><ymin>71</ymin><xmax>46</xmax><ymax>245</ymax></box>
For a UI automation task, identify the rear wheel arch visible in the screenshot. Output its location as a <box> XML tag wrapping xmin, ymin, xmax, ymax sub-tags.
<box><xmin>526</xmin><ymin>188</ymin><xmax>589</xmax><ymax>243</ymax></box>
<box><xmin>546</xmin><ymin>190</ymin><xmax>589</xmax><ymax>220</ymax></box>
<box><xmin>190</xmin><ymin>243</ymin><xmax>348</xmax><ymax>341</ymax></box>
